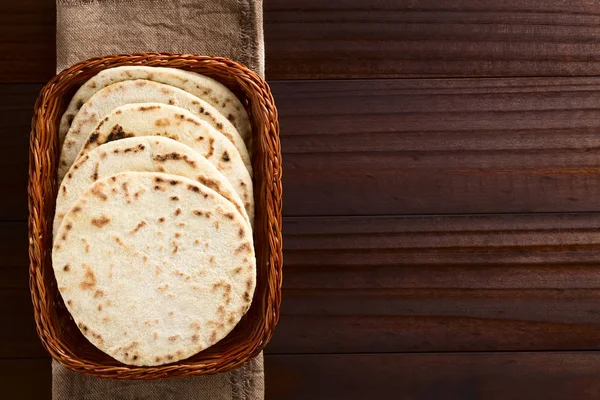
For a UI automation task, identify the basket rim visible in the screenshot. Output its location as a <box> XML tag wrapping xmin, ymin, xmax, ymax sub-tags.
<box><xmin>28</xmin><ymin>53</ymin><xmax>282</xmax><ymax>379</ymax></box>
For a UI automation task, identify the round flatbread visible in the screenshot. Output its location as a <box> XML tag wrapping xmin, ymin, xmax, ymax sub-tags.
<box><xmin>54</xmin><ymin>136</ymin><xmax>250</xmax><ymax>239</ymax></box>
<box><xmin>53</xmin><ymin>172</ymin><xmax>256</xmax><ymax>366</ymax></box>
<box><xmin>58</xmin><ymin>66</ymin><xmax>251</xmax><ymax>149</ymax></box>
<box><xmin>58</xmin><ymin>80</ymin><xmax>250</xmax><ymax>182</ymax></box>
<box><xmin>76</xmin><ymin>103</ymin><xmax>254</xmax><ymax>221</ymax></box>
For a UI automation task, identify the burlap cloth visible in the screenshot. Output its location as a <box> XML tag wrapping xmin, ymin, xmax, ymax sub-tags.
<box><xmin>53</xmin><ymin>0</ymin><xmax>265</xmax><ymax>399</ymax></box>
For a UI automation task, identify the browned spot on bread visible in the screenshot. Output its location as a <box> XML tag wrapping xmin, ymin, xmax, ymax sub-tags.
<box><xmin>176</xmin><ymin>113</ymin><xmax>185</xmax><ymax>120</ymax></box>
<box><xmin>196</xmin><ymin>176</ymin><xmax>219</xmax><ymax>192</ymax></box>
<box><xmin>87</xmin><ymin>132</ymin><xmax>99</xmax><ymax>144</ymax></box>
<box><xmin>91</xmin><ymin>215</ymin><xmax>110</xmax><ymax>227</ymax></box>
<box><xmin>158</xmin><ymin>217</ymin><xmax>165</xmax><ymax>223</ymax></box>
<box><xmin>216</xmin><ymin>122</ymin><xmax>223</xmax><ymax>130</ymax></box>
<box><xmin>166</xmin><ymin>354</ymin><xmax>174</xmax><ymax>361</ymax></box>
<box><xmin>90</xmin><ymin>186</ymin><xmax>108</xmax><ymax>201</ymax></box>
<box><xmin>138</xmin><ymin>105</ymin><xmax>161</xmax><ymax>112</ymax></box>
<box><xmin>221</xmin><ymin>151</ymin><xmax>230</xmax><ymax>162</ymax></box>
<box><xmin>175</xmin><ymin>232</ymin><xmax>181</xmax><ymax>238</ymax></box>
<box><xmin>130</xmin><ymin>220</ymin><xmax>147</xmax><ymax>234</ymax></box>
<box><xmin>174</xmin><ymin>208</ymin><xmax>181</xmax><ymax>216</ymax></box>
<box><xmin>228</xmin><ymin>315</ymin><xmax>235</xmax><ymax>324</ymax></box>
<box><xmin>93</xmin><ymin>290</ymin><xmax>104</xmax><ymax>298</ymax></box>
<box><xmin>187</xmin><ymin>184</ymin><xmax>200</xmax><ymax>193</ymax></box>
<box><xmin>190</xmin><ymin>322</ymin><xmax>201</xmax><ymax>331</ymax></box>
<box><xmin>97</xmin><ymin>304</ymin><xmax>103</xmax><ymax>311</ymax></box>
<box><xmin>192</xmin><ymin>210</ymin><xmax>203</xmax><ymax>217</ymax></box>
<box><xmin>168</xmin><ymin>311</ymin><xmax>174</xmax><ymax>317</ymax></box>
<box><xmin>79</xmin><ymin>266</ymin><xmax>97</xmax><ymax>290</ymax></box>
<box><xmin>78</xmin><ymin>323</ymin><xmax>88</xmax><ymax>333</ymax></box>
<box><xmin>90</xmin><ymin>162</ymin><xmax>100</xmax><ymax>180</ymax></box>
<box><xmin>168</xmin><ymin>335</ymin><xmax>179</xmax><ymax>342</ymax></box>
<box><xmin>170</xmin><ymin>195</ymin><xmax>179</xmax><ymax>201</ymax></box>
<box><xmin>110</xmin><ymin>176</ymin><xmax>117</xmax><ymax>182</ymax></box>
<box><xmin>153</xmin><ymin>333</ymin><xmax>158</xmax><ymax>341</ymax></box>
<box><xmin>227</xmin><ymin>113</ymin><xmax>235</xmax><ymax>122</ymax></box>
<box><xmin>244</xmin><ymin>291</ymin><xmax>251</xmax><ymax>302</ymax></box>
<box><xmin>153</xmin><ymin>152</ymin><xmax>197</xmax><ymax>168</ymax></box>
<box><xmin>191</xmin><ymin>334</ymin><xmax>199</xmax><ymax>342</ymax></box>
<box><xmin>193</xmin><ymin>239</ymin><xmax>200</xmax><ymax>245</ymax></box>
<box><xmin>233</xmin><ymin>266</ymin><xmax>242</xmax><ymax>275</ymax></box>
<box><xmin>63</xmin><ymin>264</ymin><xmax>70</xmax><ymax>272</ymax></box>
<box><xmin>154</xmin><ymin>118</ymin><xmax>170</xmax><ymax>127</ymax></box>
<box><xmin>172</xmin><ymin>241</ymin><xmax>179</xmax><ymax>254</ymax></box>
<box><xmin>246</xmin><ymin>279</ymin><xmax>253</xmax><ymax>290</ymax></box>
<box><xmin>205</xmin><ymin>137</ymin><xmax>215</xmax><ymax>158</ymax></box>
<box><xmin>106</xmin><ymin>125</ymin><xmax>133</xmax><ymax>143</ymax></box>
<box><xmin>239</xmin><ymin>180</ymin><xmax>247</xmax><ymax>187</ymax></box>
<box><xmin>61</xmin><ymin>186</ymin><xmax>67</xmax><ymax>195</ymax></box>
<box><xmin>210</xmin><ymin>331</ymin><xmax>217</xmax><ymax>342</ymax></box>
<box><xmin>134</xmin><ymin>189</ymin><xmax>146</xmax><ymax>200</ymax></box>
<box><xmin>158</xmin><ymin>284</ymin><xmax>168</xmax><ymax>292</ymax></box>
<box><xmin>114</xmin><ymin>236</ymin><xmax>125</xmax><ymax>246</ymax></box>
<box><xmin>217</xmin><ymin>306</ymin><xmax>226</xmax><ymax>315</ymax></box>
<box><xmin>71</xmin><ymin>206</ymin><xmax>82</xmax><ymax>214</ymax></box>
<box><xmin>143</xmin><ymin>255</ymin><xmax>148</xmax><ymax>263</ymax></box>
<box><xmin>178</xmin><ymin>222</ymin><xmax>186</xmax><ymax>228</ymax></box>
<box><xmin>224</xmin><ymin>212</ymin><xmax>235</xmax><ymax>220</ymax></box>
<box><xmin>209</xmin><ymin>256</ymin><xmax>215</xmax><ymax>264</ymax></box>
<box><xmin>67</xmin><ymin>300</ymin><xmax>72</xmax><ymax>306</ymax></box>
<box><xmin>195</xmin><ymin>135</ymin><xmax>204</xmax><ymax>141</ymax></box>
<box><xmin>67</xmin><ymin>173</ymin><xmax>73</xmax><ymax>180</ymax></box>
<box><xmin>214</xmin><ymin>220</ymin><xmax>220</xmax><ymax>229</ymax></box>
<box><xmin>155</xmin><ymin>266</ymin><xmax>163</xmax><ymax>276</ymax></box>
<box><xmin>235</xmin><ymin>242</ymin><xmax>251</xmax><ymax>255</ymax></box>
<box><xmin>82</xmin><ymin>238</ymin><xmax>90</xmax><ymax>253</ymax></box>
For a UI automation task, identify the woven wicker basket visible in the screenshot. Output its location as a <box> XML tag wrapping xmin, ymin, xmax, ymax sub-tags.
<box><xmin>28</xmin><ymin>54</ymin><xmax>282</xmax><ymax>379</ymax></box>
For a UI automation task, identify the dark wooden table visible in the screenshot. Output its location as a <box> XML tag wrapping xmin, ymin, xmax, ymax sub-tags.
<box><xmin>5</xmin><ymin>0</ymin><xmax>600</xmax><ymax>398</ymax></box>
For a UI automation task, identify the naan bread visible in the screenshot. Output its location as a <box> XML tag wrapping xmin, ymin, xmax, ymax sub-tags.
<box><xmin>58</xmin><ymin>66</ymin><xmax>251</xmax><ymax>148</ymax></box>
<box><xmin>58</xmin><ymin>80</ymin><xmax>250</xmax><ymax>182</ymax></box>
<box><xmin>76</xmin><ymin>103</ymin><xmax>254</xmax><ymax>221</ymax></box>
<box><xmin>54</xmin><ymin>136</ymin><xmax>250</xmax><ymax>239</ymax></box>
<box><xmin>53</xmin><ymin>172</ymin><xmax>256</xmax><ymax>366</ymax></box>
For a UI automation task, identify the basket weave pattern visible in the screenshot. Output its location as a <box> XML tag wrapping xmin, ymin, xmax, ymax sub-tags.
<box><xmin>28</xmin><ymin>54</ymin><xmax>282</xmax><ymax>379</ymax></box>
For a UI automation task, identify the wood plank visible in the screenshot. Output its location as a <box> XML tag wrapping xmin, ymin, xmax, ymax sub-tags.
<box><xmin>9</xmin><ymin>353</ymin><xmax>600</xmax><ymax>400</ymax></box>
<box><xmin>265</xmin><ymin>352</ymin><xmax>600</xmax><ymax>400</ymax></box>
<box><xmin>11</xmin><ymin>1</ymin><xmax>600</xmax><ymax>81</ymax></box>
<box><xmin>266</xmin><ymin>0</ymin><xmax>600</xmax><ymax>79</ymax></box>
<box><xmin>0</xmin><ymin>358</ymin><xmax>50</xmax><ymax>399</ymax></box>
<box><xmin>10</xmin><ymin>213</ymin><xmax>600</xmax><ymax>356</ymax></box>
<box><xmin>274</xmin><ymin>78</ymin><xmax>600</xmax><ymax>215</ymax></box>
<box><xmin>268</xmin><ymin>214</ymin><xmax>600</xmax><ymax>353</ymax></box>
<box><xmin>0</xmin><ymin>1</ymin><xmax>55</xmax><ymax>82</ymax></box>
<box><xmin>0</xmin><ymin>84</ymin><xmax>41</xmax><ymax>219</ymax></box>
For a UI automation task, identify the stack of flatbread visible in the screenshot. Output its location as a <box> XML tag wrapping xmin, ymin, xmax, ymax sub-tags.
<box><xmin>52</xmin><ymin>67</ymin><xmax>256</xmax><ymax>367</ymax></box>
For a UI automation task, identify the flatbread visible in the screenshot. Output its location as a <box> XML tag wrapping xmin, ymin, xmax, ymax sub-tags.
<box><xmin>54</xmin><ymin>136</ymin><xmax>250</xmax><ymax>239</ymax></box>
<box><xmin>52</xmin><ymin>172</ymin><xmax>256</xmax><ymax>366</ymax></box>
<box><xmin>58</xmin><ymin>66</ymin><xmax>251</xmax><ymax>149</ymax></box>
<box><xmin>76</xmin><ymin>103</ymin><xmax>254</xmax><ymax>222</ymax></box>
<box><xmin>58</xmin><ymin>80</ymin><xmax>250</xmax><ymax>182</ymax></box>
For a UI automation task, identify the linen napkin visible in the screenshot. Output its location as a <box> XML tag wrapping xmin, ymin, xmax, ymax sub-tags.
<box><xmin>53</xmin><ymin>0</ymin><xmax>265</xmax><ymax>399</ymax></box>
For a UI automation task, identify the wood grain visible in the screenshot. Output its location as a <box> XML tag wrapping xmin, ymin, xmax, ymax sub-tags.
<box><xmin>11</xmin><ymin>1</ymin><xmax>600</xmax><ymax>81</ymax></box>
<box><xmin>266</xmin><ymin>0</ymin><xmax>600</xmax><ymax>79</ymax></box>
<box><xmin>266</xmin><ymin>352</ymin><xmax>600</xmax><ymax>400</ymax></box>
<box><xmin>274</xmin><ymin>78</ymin><xmax>600</xmax><ymax>215</ymax></box>
<box><xmin>0</xmin><ymin>1</ymin><xmax>55</xmax><ymax>82</ymax></box>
